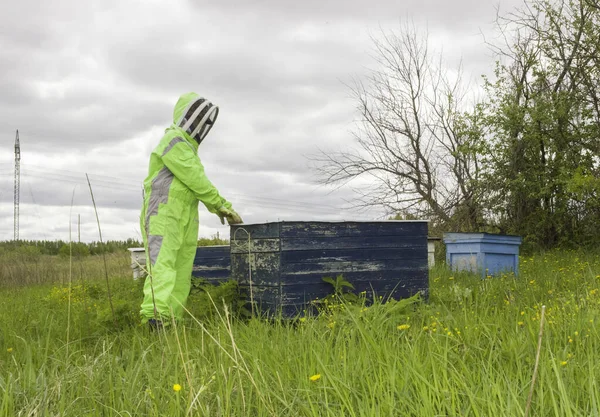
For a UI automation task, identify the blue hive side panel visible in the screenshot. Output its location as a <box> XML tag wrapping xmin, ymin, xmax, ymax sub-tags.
<box><xmin>281</xmin><ymin>247</ymin><xmax>423</xmax><ymax>263</ymax></box>
<box><xmin>231</xmin><ymin>221</ymin><xmax>429</xmax><ymax>316</ymax></box>
<box><xmin>447</xmin><ymin>253</ymin><xmax>479</xmax><ymax>273</ymax></box>
<box><xmin>280</xmin><ymin>221</ymin><xmax>427</xmax><ymax>238</ymax></box>
<box><xmin>192</xmin><ymin>246</ymin><xmax>231</xmax><ymax>284</ymax></box>
<box><xmin>484</xmin><ymin>253</ymin><xmax>518</xmax><ymax>275</ymax></box>
<box><xmin>230</xmin><ymin>223</ymin><xmax>283</xmax><ymax>314</ymax></box>
<box><xmin>480</xmin><ymin>242</ymin><xmax>521</xmax><ymax>255</ymax></box>
<box><xmin>279</xmin><ymin>222</ymin><xmax>428</xmax><ymax>311</ymax></box>
<box><xmin>281</xmin><ymin>235</ymin><xmax>426</xmax><ymax>251</ymax></box>
<box><xmin>238</xmin><ymin>284</ymin><xmax>280</xmax><ymax>311</ymax></box>
<box><xmin>230</xmin><ymin>252</ymin><xmax>281</xmax><ymax>286</ymax></box>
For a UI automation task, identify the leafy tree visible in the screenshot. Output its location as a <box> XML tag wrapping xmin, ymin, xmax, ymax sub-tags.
<box><xmin>482</xmin><ymin>0</ymin><xmax>600</xmax><ymax>248</ymax></box>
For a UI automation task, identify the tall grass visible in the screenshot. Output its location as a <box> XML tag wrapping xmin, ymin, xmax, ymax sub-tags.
<box><xmin>0</xmin><ymin>249</ymin><xmax>599</xmax><ymax>416</ymax></box>
<box><xmin>0</xmin><ymin>251</ymin><xmax>130</xmax><ymax>288</ymax></box>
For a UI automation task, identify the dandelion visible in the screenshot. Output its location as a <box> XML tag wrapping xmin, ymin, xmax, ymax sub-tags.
<box><xmin>309</xmin><ymin>374</ymin><xmax>321</xmax><ymax>382</ymax></box>
<box><xmin>560</xmin><ymin>361</ymin><xmax>568</xmax><ymax>366</ymax></box>
<box><xmin>397</xmin><ymin>324</ymin><xmax>410</xmax><ymax>331</ymax></box>
<box><xmin>173</xmin><ymin>384</ymin><xmax>182</xmax><ymax>392</ymax></box>
<box><xmin>7</xmin><ymin>348</ymin><xmax>13</xmax><ymax>353</ymax></box>
<box><xmin>520</xmin><ymin>311</ymin><xmax>525</xmax><ymax>316</ymax></box>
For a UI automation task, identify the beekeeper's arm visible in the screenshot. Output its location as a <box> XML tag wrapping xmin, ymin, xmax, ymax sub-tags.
<box><xmin>162</xmin><ymin>140</ymin><xmax>242</xmax><ymax>224</ymax></box>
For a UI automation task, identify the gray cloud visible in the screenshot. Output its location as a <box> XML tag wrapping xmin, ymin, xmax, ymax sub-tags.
<box><xmin>0</xmin><ymin>0</ymin><xmax>523</xmax><ymax>241</ymax></box>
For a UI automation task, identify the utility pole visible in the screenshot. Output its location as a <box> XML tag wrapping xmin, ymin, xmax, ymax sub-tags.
<box><xmin>14</xmin><ymin>130</ymin><xmax>21</xmax><ymax>241</ymax></box>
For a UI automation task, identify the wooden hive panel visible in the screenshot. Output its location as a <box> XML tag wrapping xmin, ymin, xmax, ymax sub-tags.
<box><xmin>231</xmin><ymin>221</ymin><xmax>428</xmax><ymax>316</ymax></box>
<box><xmin>192</xmin><ymin>245</ymin><xmax>231</xmax><ymax>285</ymax></box>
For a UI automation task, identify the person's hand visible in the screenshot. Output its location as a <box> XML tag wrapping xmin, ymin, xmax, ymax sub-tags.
<box><xmin>217</xmin><ymin>206</ymin><xmax>243</xmax><ymax>225</ymax></box>
<box><xmin>225</xmin><ymin>209</ymin><xmax>243</xmax><ymax>225</ymax></box>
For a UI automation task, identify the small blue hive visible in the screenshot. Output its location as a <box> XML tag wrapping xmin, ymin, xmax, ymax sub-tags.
<box><xmin>443</xmin><ymin>233</ymin><xmax>522</xmax><ymax>277</ymax></box>
<box><xmin>230</xmin><ymin>221</ymin><xmax>429</xmax><ymax>316</ymax></box>
<box><xmin>191</xmin><ymin>245</ymin><xmax>231</xmax><ymax>285</ymax></box>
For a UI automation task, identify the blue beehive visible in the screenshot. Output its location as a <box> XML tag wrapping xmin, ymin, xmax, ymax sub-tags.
<box><xmin>192</xmin><ymin>245</ymin><xmax>231</xmax><ymax>285</ymax></box>
<box><xmin>443</xmin><ymin>233</ymin><xmax>522</xmax><ymax>277</ymax></box>
<box><xmin>230</xmin><ymin>221</ymin><xmax>429</xmax><ymax>316</ymax></box>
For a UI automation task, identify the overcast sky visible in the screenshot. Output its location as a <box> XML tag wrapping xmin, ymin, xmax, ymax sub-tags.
<box><xmin>0</xmin><ymin>0</ymin><xmax>522</xmax><ymax>243</ymax></box>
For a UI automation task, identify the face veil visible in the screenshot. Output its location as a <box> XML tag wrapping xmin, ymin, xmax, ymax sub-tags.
<box><xmin>176</xmin><ymin>97</ymin><xmax>219</xmax><ymax>144</ymax></box>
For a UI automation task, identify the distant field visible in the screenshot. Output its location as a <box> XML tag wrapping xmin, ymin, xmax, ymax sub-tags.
<box><xmin>0</xmin><ymin>250</ymin><xmax>599</xmax><ymax>416</ymax></box>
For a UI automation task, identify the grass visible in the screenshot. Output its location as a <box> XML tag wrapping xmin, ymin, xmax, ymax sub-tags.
<box><xmin>0</xmin><ymin>249</ymin><xmax>599</xmax><ymax>416</ymax></box>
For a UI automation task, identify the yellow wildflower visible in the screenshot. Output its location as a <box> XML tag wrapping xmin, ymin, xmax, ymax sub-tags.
<box><xmin>397</xmin><ymin>324</ymin><xmax>410</xmax><ymax>331</ymax></box>
<box><xmin>7</xmin><ymin>348</ymin><xmax>13</xmax><ymax>353</ymax></box>
<box><xmin>309</xmin><ymin>374</ymin><xmax>321</xmax><ymax>382</ymax></box>
<box><xmin>518</xmin><ymin>321</ymin><xmax>524</xmax><ymax>326</ymax></box>
<box><xmin>173</xmin><ymin>384</ymin><xmax>182</xmax><ymax>392</ymax></box>
<box><xmin>560</xmin><ymin>361</ymin><xmax>568</xmax><ymax>367</ymax></box>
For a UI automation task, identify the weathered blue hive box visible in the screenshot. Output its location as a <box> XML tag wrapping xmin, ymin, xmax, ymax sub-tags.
<box><xmin>443</xmin><ymin>233</ymin><xmax>522</xmax><ymax>277</ymax></box>
<box><xmin>191</xmin><ymin>245</ymin><xmax>231</xmax><ymax>285</ymax></box>
<box><xmin>230</xmin><ymin>221</ymin><xmax>429</xmax><ymax>316</ymax></box>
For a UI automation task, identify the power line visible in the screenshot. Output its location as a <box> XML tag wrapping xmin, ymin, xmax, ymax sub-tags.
<box><xmin>17</xmin><ymin>171</ymin><xmax>354</xmax><ymax>215</ymax></box>
<box><xmin>19</xmin><ymin>163</ymin><xmax>351</xmax><ymax>210</ymax></box>
<box><xmin>17</xmin><ymin>166</ymin><xmax>356</xmax><ymax>213</ymax></box>
<box><xmin>25</xmin><ymin>180</ymin><xmax>49</xmax><ymax>241</ymax></box>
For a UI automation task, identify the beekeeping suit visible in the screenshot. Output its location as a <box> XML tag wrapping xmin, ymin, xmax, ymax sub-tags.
<box><xmin>140</xmin><ymin>92</ymin><xmax>242</xmax><ymax>323</ymax></box>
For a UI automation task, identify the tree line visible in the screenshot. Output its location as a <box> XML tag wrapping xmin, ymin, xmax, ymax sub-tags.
<box><xmin>0</xmin><ymin>234</ymin><xmax>230</xmax><ymax>258</ymax></box>
<box><xmin>0</xmin><ymin>239</ymin><xmax>143</xmax><ymax>257</ymax></box>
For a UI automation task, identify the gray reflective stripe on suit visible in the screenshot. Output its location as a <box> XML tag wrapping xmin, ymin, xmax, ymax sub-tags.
<box><xmin>145</xmin><ymin>137</ymin><xmax>185</xmax><ymax>265</ymax></box>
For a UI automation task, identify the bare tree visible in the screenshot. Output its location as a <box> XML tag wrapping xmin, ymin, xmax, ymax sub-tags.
<box><xmin>314</xmin><ymin>22</ymin><xmax>483</xmax><ymax>229</ymax></box>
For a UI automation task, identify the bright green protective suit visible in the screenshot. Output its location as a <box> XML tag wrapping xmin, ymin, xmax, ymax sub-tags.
<box><xmin>140</xmin><ymin>92</ymin><xmax>233</xmax><ymax>321</ymax></box>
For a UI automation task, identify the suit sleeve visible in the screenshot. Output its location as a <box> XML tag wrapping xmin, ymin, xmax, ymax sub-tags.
<box><xmin>161</xmin><ymin>139</ymin><xmax>232</xmax><ymax>214</ymax></box>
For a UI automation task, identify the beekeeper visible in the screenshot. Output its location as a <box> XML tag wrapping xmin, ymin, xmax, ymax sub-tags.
<box><xmin>140</xmin><ymin>92</ymin><xmax>242</xmax><ymax>328</ymax></box>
